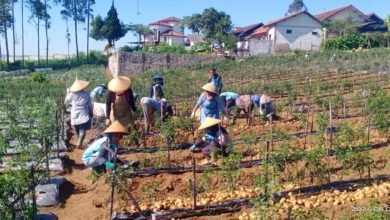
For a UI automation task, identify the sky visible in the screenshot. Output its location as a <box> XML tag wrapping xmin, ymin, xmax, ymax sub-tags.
<box><xmin>1</xmin><ymin>0</ymin><xmax>389</xmax><ymax>56</ymax></box>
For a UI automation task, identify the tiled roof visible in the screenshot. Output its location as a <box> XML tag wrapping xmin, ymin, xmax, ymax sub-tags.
<box><xmin>234</xmin><ymin>22</ymin><xmax>263</xmax><ymax>39</ymax></box>
<box><xmin>149</xmin><ymin>16</ymin><xmax>181</xmax><ymax>26</ymax></box>
<box><xmin>187</xmin><ymin>34</ymin><xmax>205</xmax><ymax>43</ymax></box>
<box><xmin>161</xmin><ymin>30</ymin><xmax>186</xmax><ymax>38</ymax></box>
<box><xmin>245</xmin><ymin>26</ymin><xmax>269</xmax><ymax>40</ymax></box>
<box><xmin>265</xmin><ymin>10</ymin><xmax>322</xmax><ymax>27</ymax></box>
<box><xmin>315</xmin><ymin>5</ymin><xmax>368</xmax><ymax>22</ymax></box>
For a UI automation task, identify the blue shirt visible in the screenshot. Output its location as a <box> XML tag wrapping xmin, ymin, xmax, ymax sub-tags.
<box><xmin>82</xmin><ymin>136</ymin><xmax>118</xmax><ymax>161</ymax></box>
<box><xmin>90</xmin><ymin>86</ymin><xmax>106</xmax><ymax>99</ymax></box>
<box><xmin>220</xmin><ymin>92</ymin><xmax>239</xmax><ymax>101</ymax></box>
<box><xmin>196</xmin><ymin>93</ymin><xmax>224</xmax><ymax>123</ymax></box>
<box><xmin>208</xmin><ymin>74</ymin><xmax>223</xmax><ymax>93</ymax></box>
<box><xmin>141</xmin><ymin>97</ymin><xmax>169</xmax><ymax>113</ymax></box>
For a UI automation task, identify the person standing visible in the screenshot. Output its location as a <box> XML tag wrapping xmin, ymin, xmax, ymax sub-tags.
<box><xmin>105</xmin><ymin>76</ymin><xmax>137</xmax><ymax>128</ymax></box>
<box><xmin>208</xmin><ymin>68</ymin><xmax>223</xmax><ymax>94</ymax></box>
<box><xmin>65</xmin><ymin>78</ymin><xmax>93</xmax><ymax>149</ymax></box>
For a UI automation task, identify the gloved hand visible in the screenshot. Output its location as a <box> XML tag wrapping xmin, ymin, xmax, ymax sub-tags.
<box><xmin>104</xmin><ymin>161</ymin><xmax>115</xmax><ymax>170</ymax></box>
<box><xmin>205</xmin><ymin>134</ymin><xmax>215</xmax><ymax>141</ymax></box>
<box><xmin>105</xmin><ymin>119</ymin><xmax>111</xmax><ymax>126</ymax></box>
<box><xmin>189</xmin><ymin>144</ymin><xmax>196</xmax><ymax>152</ymax></box>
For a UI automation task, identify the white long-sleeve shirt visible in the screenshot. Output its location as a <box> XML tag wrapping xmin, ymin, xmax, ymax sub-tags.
<box><xmin>65</xmin><ymin>91</ymin><xmax>93</xmax><ymax>125</ymax></box>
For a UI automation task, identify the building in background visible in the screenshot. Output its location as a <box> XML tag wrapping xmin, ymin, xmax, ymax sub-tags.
<box><xmin>148</xmin><ymin>17</ymin><xmax>186</xmax><ymax>46</ymax></box>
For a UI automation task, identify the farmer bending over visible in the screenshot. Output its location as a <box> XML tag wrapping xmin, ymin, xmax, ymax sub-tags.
<box><xmin>141</xmin><ymin>97</ymin><xmax>173</xmax><ymax>133</ymax></box>
<box><xmin>149</xmin><ymin>74</ymin><xmax>164</xmax><ymax>100</ymax></box>
<box><xmin>90</xmin><ymin>83</ymin><xmax>107</xmax><ymax>103</ymax></box>
<box><xmin>220</xmin><ymin>92</ymin><xmax>239</xmax><ymax>115</ymax></box>
<box><xmin>191</xmin><ymin>82</ymin><xmax>228</xmax><ymax>124</ymax></box>
<box><xmin>190</xmin><ymin>117</ymin><xmax>233</xmax><ymax>158</ymax></box>
<box><xmin>82</xmin><ymin>121</ymin><xmax>139</xmax><ymax>173</ymax></box>
<box><xmin>65</xmin><ymin>78</ymin><xmax>93</xmax><ymax>149</ymax></box>
<box><xmin>259</xmin><ymin>94</ymin><xmax>276</xmax><ymax>120</ymax></box>
<box><xmin>232</xmin><ymin>95</ymin><xmax>260</xmax><ymax>124</ymax></box>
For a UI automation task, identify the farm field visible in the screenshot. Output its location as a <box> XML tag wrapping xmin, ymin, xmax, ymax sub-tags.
<box><xmin>1</xmin><ymin>49</ymin><xmax>390</xmax><ymax>220</ymax></box>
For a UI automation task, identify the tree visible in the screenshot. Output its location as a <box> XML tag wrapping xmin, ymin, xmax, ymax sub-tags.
<box><xmin>131</xmin><ymin>23</ymin><xmax>153</xmax><ymax>44</ymax></box>
<box><xmin>385</xmin><ymin>15</ymin><xmax>390</xmax><ymax>47</ymax></box>
<box><xmin>43</xmin><ymin>0</ymin><xmax>51</xmax><ymax>66</ymax></box>
<box><xmin>26</xmin><ymin>0</ymin><xmax>47</xmax><ymax>66</ymax></box>
<box><xmin>101</xmin><ymin>2</ymin><xmax>127</xmax><ymax>47</ymax></box>
<box><xmin>286</xmin><ymin>0</ymin><xmax>307</xmax><ymax>15</ymax></box>
<box><xmin>184</xmin><ymin>8</ymin><xmax>232</xmax><ymax>43</ymax></box>
<box><xmin>11</xmin><ymin>0</ymin><xmax>17</xmax><ymax>63</ymax></box>
<box><xmin>21</xmin><ymin>0</ymin><xmax>24</xmax><ymax>65</ymax></box>
<box><xmin>90</xmin><ymin>2</ymin><xmax>127</xmax><ymax>47</ymax></box>
<box><xmin>323</xmin><ymin>17</ymin><xmax>357</xmax><ymax>37</ymax></box>
<box><xmin>182</xmin><ymin>14</ymin><xmax>202</xmax><ymax>34</ymax></box>
<box><xmin>55</xmin><ymin>0</ymin><xmax>88</xmax><ymax>62</ymax></box>
<box><xmin>86</xmin><ymin>0</ymin><xmax>95</xmax><ymax>62</ymax></box>
<box><xmin>0</xmin><ymin>0</ymin><xmax>12</xmax><ymax>66</ymax></box>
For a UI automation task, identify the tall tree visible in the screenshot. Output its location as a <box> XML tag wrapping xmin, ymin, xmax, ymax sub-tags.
<box><xmin>131</xmin><ymin>24</ymin><xmax>152</xmax><ymax>44</ymax></box>
<box><xmin>55</xmin><ymin>0</ymin><xmax>88</xmax><ymax>62</ymax></box>
<box><xmin>11</xmin><ymin>0</ymin><xmax>17</xmax><ymax>63</ymax></box>
<box><xmin>27</xmin><ymin>0</ymin><xmax>47</xmax><ymax>66</ymax></box>
<box><xmin>43</xmin><ymin>0</ymin><xmax>51</xmax><ymax>66</ymax></box>
<box><xmin>182</xmin><ymin>14</ymin><xmax>202</xmax><ymax>34</ymax></box>
<box><xmin>101</xmin><ymin>2</ymin><xmax>126</xmax><ymax>47</ymax></box>
<box><xmin>21</xmin><ymin>0</ymin><xmax>24</xmax><ymax>65</ymax></box>
<box><xmin>91</xmin><ymin>2</ymin><xmax>127</xmax><ymax>47</ymax></box>
<box><xmin>86</xmin><ymin>0</ymin><xmax>95</xmax><ymax>62</ymax></box>
<box><xmin>0</xmin><ymin>0</ymin><xmax>12</xmax><ymax>65</ymax></box>
<box><xmin>184</xmin><ymin>8</ymin><xmax>232</xmax><ymax>43</ymax></box>
<box><xmin>286</xmin><ymin>0</ymin><xmax>307</xmax><ymax>15</ymax></box>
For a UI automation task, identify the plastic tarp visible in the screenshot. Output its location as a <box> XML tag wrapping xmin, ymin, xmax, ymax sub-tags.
<box><xmin>35</xmin><ymin>184</ymin><xmax>60</xmax><ymax>207</ymax></box>
<box><xmin>36</xmin><ymin>212</ymin><xmax>58</xmax><ymax>220</ymax></box>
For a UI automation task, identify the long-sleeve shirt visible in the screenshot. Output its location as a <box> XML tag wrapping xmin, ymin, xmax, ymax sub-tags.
<box><xmin>65</xmin><ymin>91</ymin><xmax>93</xmax><ymax>125</ymax></box>
<box><xmin>106</xmin><ymin>89</ymin><xmax>137</xmax><ymax>119</ymax></box>
<box><xmin>195</xmin><ymin>92</ymin><xmax>226</xmax><ymax>123</ymax></box>
<box><xmin>90</xmin><ymin>86</ymin><xmax>106</xmax><ymax>100</ymax></box>
<box><xmin>208</xmin><ymin>73</ymin><xmax>223</xmax><ymax>94</ymax></box>
<box><xmin>220</xmin><ymin>92</ymin><xmax>239</xmax><ymax>101</ymax></box>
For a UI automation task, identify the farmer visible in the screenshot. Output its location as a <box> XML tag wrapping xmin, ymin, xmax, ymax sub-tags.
<box><xmin>220</xmin><ymin>92</ymin><xmax>239</xmax><ymax>115</ymax></box>
<box><xmin>105</xmin><ymin>76</ymin><xmax>137</xmax><ymax>128</ymax></box>
<box><xmin>208</xmin><ymin>68</ymin><xmax>223</xmax><ymax>94</ymax></box>
<box><xmin>190</xmin><ymin>117</ymin><xmax>232</xmax><ymax>157</ymax></box>
<box><xmin>232</xmin><ymin>94</ymin><xmax>261</xmax><ymax>124</ymax></box>
<box><xmin>65</xmin><ymin>78</ymin><xmax>93</xmax><ymax>149</ymax></box>
<box><xmin>90</xmin><ymin>83</ymin><xmax>107</xmax><ymax>103</ymax></box>
<box><xmin>190</xmin><ymin>82</ymin><xmax>228</xmax><ymax>124</ymax></box>
<box><xmin>82</xmin><ymin>121</ymin><xmax>139</xmax><ymax>174</ymax></box>
<box><xmin>149</xmin><ymin>74</ymin><xmax>164</xmax><ymax>100</ymax></box>
<box><xmin>259</xmin><ymin>94</ymin><xmax>275</xmax><ymax>120</ymax></box>
<box><xmin>140</xmin><ymin>97</ymin><xmax>173</xmax><ymax>133</ymax></box>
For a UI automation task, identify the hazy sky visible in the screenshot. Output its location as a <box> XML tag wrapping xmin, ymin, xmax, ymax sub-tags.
<box><xmin>2</xmin><ymin>0</ymin><xmax>389</xmax><ymax>56</ymax></box>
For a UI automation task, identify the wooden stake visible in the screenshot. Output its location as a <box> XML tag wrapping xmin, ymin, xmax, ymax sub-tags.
<box><xmin>310</xmin><ymin>108</ymin><xmax>314</xmax><ymax>133</ymax></box>
<box><xmin>114</xmin><ymin>175</ymin><xmax>145</xmax><ymax>217</ymax></box>
<box><xmin>30</xmin><ymin>166</ymin><xmax>37</xmax><ymax>219</ymax></box>
<box><xmin>303</xmin><ymin>108</ymin><xmax>309</xmax><ymax>150</ymax></box>
<box><xmin>55</xmin><ymin>110</ymin><xmax>60</xmax><ymax>158</ymax></box>
<box><xmin>343</xmin><ymin>102</ymin><xmax>346</xmax><ymax>119</ymax></box>
<box><xmin>110</xmin><ymin>147</ymin><xmax>118</xmax><ymax>218</ymax></box>
<box><xmin>44</xmin><ymin>139</ymin><xmax>50</xmax><ymax>181</ymax></box>
<box><xmin>329</xmin><ymin>102</ymin><xmax>333</xmax><ymax>150</ymax></box>
<box><xmin>192</xmin><ymin>156</ymin><xmax>197</xmax><ymax>210</ymax></box>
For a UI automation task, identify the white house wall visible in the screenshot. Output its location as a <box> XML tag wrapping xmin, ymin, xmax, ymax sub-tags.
<box><xmin>273</xmin><ymin>13</ymin><xmax>322</xmax><ymax>51</ymax></box>
<box><xmin>168</xmin><ymin>36</ymin><xmax>185</xmax><ymax>46</ymax></box>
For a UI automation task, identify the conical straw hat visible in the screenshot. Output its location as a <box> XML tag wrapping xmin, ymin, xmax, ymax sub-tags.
<box><xmin>69</xmin><ymin>79</ymin><xmax>89</xmax><ymax>92</ymax></box>
<box><xmin>260</xmin><ymin>95</ymin><xmax>272</xmax><ymax>104</ymax></box>
<box><xmin>197</xmin><ymin>117</ymin><xmax>221</xmax><ymax>131</ymax></box>
<box><xmin>108</xmin><ymin>76</ymin><xmax>131</xmax><ymax>92</ymax></box>
<box><xmin>104</xmin><ymin>121</ymin><xmax>129</xmax><ymax>135</ymax></box>
<box><xmin>201</xmin><ymin>82</ymin><xmax>218</xmax><ymax>94</ymax></box>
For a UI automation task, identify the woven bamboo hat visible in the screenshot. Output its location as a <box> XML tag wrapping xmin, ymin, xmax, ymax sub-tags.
<box><xmin>197</xmin><ymin>117</ymin><xmax>221</xmax><ymax>131</ymax></box>
<box><xmin>69</xmin><ymin>78</ymin><xmax>89</xmax><ymax>92</ymax></box>
<box><xmin>104</xmin><ymin>121</ymin><xmax>129</xmax><ymax>135</ymax></box>
<box><xmin>201</xmin><ymin>82</ymin><xmax>218</xmax><ymax>94</ymax></box>
<box><xmin>108</xmin><ymin>76</ymin><xmax>131</xmax><ymax>93</ymax></box>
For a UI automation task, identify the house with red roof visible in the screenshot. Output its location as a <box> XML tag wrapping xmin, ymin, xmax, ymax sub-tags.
<box><xmin>246</xmin><ymin>11</ymin><xmax>323</xmax><ymax>55</ymax></box>
<box><xmin>315</xmin><ymin>5</ymin><xmax>387</xmax><ymax>33</ymax></box>
<box><xmin>148</xmin><ymin>17</ymin><xmax>186</xmax><ymax>46</ymax></box>
<box><xmin>234</xmin><ymin>22</ymin><xmax>264</xmax><ymax>51</ymax></box>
